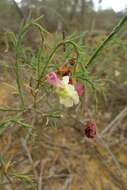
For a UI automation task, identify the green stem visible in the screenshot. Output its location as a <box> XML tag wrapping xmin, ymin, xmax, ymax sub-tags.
<box><xmin>15</xmin><ymin>54</ymin><xmax>25</xmax><ymax>107</ymax></box>
<box><xmin>77</xmin><ymin>76</ymin><xmax>95</xmax><ymax>89</ymax></box>
<box><xmin>36</xmin><ymin>40</ymin><xmax>80</xmax><ymax>88</ymax></box>
<box><xmin>0</xmin><ymin>107</ymin><xmax>27</xmax><ymax>112</ymax></box>
<box><xmin>15</xmin><ymin>18</ymin><xmax>46</xmax><ymax>107</ymax></box>
<box><xmin>86</xmin><ymin>13</ymin><xmax>127</xmax><ymax>68</ymax></box>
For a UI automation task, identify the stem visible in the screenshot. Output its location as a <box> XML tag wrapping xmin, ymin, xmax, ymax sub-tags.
<box><xmin>0</xmin><ymin>107</ymin><xmax>26</xmax><ymax>112</ymax></box>
<box><xmin>15</xmin><ymin>53</ymin><xmax>25</xmax><ymax>107</ymax></box>
<box><xmin>86</xmin><ymin>13</ymin><xmax>127</xmax><ymax>68</ymax></box>
<box><xmin>0</xmin><ymin>157</ymin><xmax>15</xmax><ymax>190</ymax></box>
<box><xmin>36</xmin><ymin>40</ymin><xmax>80</xmax><ymax>88</ymax></box>
<box><xmin>62</xmin><ymin>31</ymin><xmax>66</xmax><ymax>52</ymax></box>
<box><xmin>14</xmin><ymin>18</ymin><xmax>46</xmax><ymax>108</ymax></box>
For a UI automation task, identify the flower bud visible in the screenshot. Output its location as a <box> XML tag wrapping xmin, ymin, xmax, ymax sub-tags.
<box><xmin>84</xmin><ymin>121</ymin><xmax>96</xmax><ymax>138</ymax></box>
<box><xmin>57</xmin><ymin>66</ymin><xmax>71</xmax><ymax>76</ymax></box>
<box><xmin>75</xmin><ymin>83</ymin><xmax>84</xmax><ymax>96</ymax></box>
<box><xmin>69</xmin><ymin>58</ymin><xmax>76</xmax><ymax>66</ymax></box>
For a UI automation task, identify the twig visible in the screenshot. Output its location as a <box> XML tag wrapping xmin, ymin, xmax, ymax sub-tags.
<box><xmin>40</xmin><ymin>174</ymin><xmax>74</xmax><ymax>180</ymax></box>
<box><xmin>15</xmin><ymin>54</ymin><xmax>25</xmax><ymax>107</ymax></box>
<box><xmin>62</xmin><ymin>176</ymin><xmax>73</xmax><ymax>190</ymax></box>
<box><xmin>62</xmin><ymin>31</ymin><xmax>66</xmax><ymax>52</ymax></box>
<box><xmin>94</xmin><ymin>147</ymin><xmax>127</xmax><ymax>190</ymax></box>
<box><xmin>96</xmin><ymin>134</ymin><xmax>123</xmax><ymax>177</ymax></box>
<box><xmin>86</xmin><ymin>13</ymin><xmax>127</xmax><ymax>68</ymax></box>
<box><xmin>38</xmin><ymin>161</ymin><xmax>43</xmax><ymax>190</ymax></box>
<box><xmin>0</xmin><ymin>107</ymin><xmax>27</xmax><ymax>112</ymax></box>
<box><xmin>36</xmin><ymin>40</ymin><xmax>80</xmax><ymax>89</ymax></box>
<box><xmin>38</xmin><ymin>159</ymin><xmax>49</xmax><ymax>190</ymax></box>
<box><xmin>0</xmin><ymin>157</ymin><xmax>15</xmax><ymax>190</ymax></box>
<box><xmin>101</xmin><ymin>106</ymin><xmax>127</xmax><ymax>136</ymax></box>
<box><xmin>20</xmin><ymin>138</ymin><xmax>38</xmax><ymax>188</ymax></box>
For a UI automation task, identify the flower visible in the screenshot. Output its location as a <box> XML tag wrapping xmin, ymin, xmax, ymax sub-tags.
<box><xmin>75</xmin><ymin>83</ymin><xmax>84</xmax><ymax>96</ymax></box>
<box><xmin>46</xmin><ymin>72</ymin><xmax>60</xmax><ymax>86</ymax></box>
<box><xmin>56</xmin><ymin>76</ymin><xmax>79</xmax><ymax>107</ymax></box>
<box><xmin>84</xmin><ymin>121</ymin><xmax>96</xmax><ymax>138</ymax></box>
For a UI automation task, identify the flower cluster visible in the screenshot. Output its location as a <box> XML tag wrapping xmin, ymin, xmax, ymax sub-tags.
<box><xmin>46</xmin><ymin>59</ymin><xmax>96</xmax><ymax>138</ymax></box>
<box><xmin>45</xmin><ymin>57</ymin><xmax>85</xmax><ymax>107</ymax></box>
<box><xmin>46</xmin><ymin>71</ymin><xmax>84</xmax><ymax>108</ymax></box>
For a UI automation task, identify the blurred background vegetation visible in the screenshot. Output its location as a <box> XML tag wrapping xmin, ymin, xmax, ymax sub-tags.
<box><xmin>0</xmin><ymin>0</ymin><xmax>126</xmax><ymax>32</ymax></box>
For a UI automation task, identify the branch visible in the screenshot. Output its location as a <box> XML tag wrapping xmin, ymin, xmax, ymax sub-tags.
<box><xmin>86</xmin><ymin>13</ymin><xmax>127</xmax><ymax>68</ymax></box>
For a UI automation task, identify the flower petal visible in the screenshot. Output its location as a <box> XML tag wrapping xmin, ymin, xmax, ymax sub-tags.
<box><xmin>73</xmin><ymin>93</ymin><xmax>79</xmax><ymax>105</ymax></box>
<box><xmin>56</xmin><ymin>76</ymin><xmax>80</xmax><ymax>107</ymax></box>
<box><xmin>46</xmin><ymin>72</ymin><xmax>60</xmax><ymax>86</ymax></box>
<box><xmin>60</xmin><ymin>97</ymin><xmax>73</xmax><ymax>107</ymax></box>
<box><xmin>75</xmin><ymin>83</ymin><xmax>84</xmax><ymax>96</ymax></box>
<box><xmin>62</xmin><ymin>76</ymin><xmax>69</xmax><ymax>85</ymax></box>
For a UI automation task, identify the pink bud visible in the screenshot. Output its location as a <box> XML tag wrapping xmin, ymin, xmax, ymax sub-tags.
<box><xmin>75</xmin><ymin>83</ymin><xmax>84</xmax><ymax>96</ymax></box>
<box><xmin>46</xmin><ymin>72</ymin><xmax>60</xmax><ymax>86</ymax></box>
<box><xmin>84</xmin><ymin>121</ymin><xmax>96</xmax><ymax>138</ymax></box>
